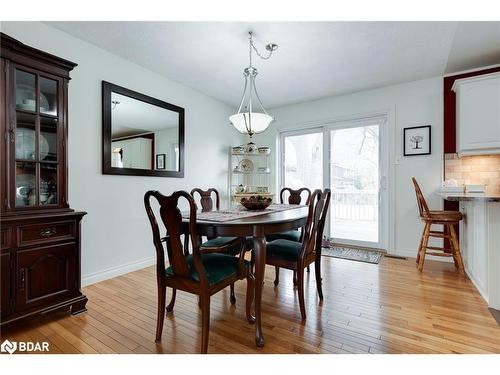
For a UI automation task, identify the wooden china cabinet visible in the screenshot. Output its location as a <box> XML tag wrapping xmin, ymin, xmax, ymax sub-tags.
<box><xmin>0</xmin><ymin>33</ymin><xmax>87</xmax><ymax>325</ymax></box>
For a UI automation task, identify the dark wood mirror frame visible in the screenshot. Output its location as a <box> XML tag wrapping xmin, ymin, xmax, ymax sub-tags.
<box><xmin>102</xmin><ymin>81</ymin><xmax>185</xmax><ymax>177</ymax></box>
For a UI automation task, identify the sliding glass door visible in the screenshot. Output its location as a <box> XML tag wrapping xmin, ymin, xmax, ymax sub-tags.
<box><xmin>281</xmin><ymin>130</ymin><xmax>323</xmax><ymax>190</ymax></box>
<box><xmin>280</xmin><ymin>117</ymin><xmax>388</xmax><ymax>250</ymax></box>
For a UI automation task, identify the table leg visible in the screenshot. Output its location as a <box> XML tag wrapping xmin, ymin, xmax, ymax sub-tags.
<box><xmin>253</xmin><ymin>228</ymin><xmax>266</xmax><ymax>347</ymax></box>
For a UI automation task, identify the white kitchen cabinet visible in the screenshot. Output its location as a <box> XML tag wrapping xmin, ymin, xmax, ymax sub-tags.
<box><xmin>452</xmin><ymin>72</ymin><xmax>500</xmax><ymax>156</ymax></box>
<box><xmin>112</xmin><ymin>137</ymin><xmax>152</xmax><ymax>169</ymax></box>
<box><xmin>455</xmin><ymin>197</ymin><xmax>500</xmax><ymax>310</ymax></box>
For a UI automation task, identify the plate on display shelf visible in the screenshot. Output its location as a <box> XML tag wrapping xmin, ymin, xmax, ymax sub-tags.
<box><xmin>16</xmin><ymin>84</ymin><xmax>50</xmax><ymax>110</ymax></box>
<box><xmin>16</xmin><ymin>128</ymin><xmax>49</xmax><ymax>160</ymax></box>
<box><xmin>238</xmin><ymin>158</ymin><xmax>254</xmax><ymax>172</ymax></box>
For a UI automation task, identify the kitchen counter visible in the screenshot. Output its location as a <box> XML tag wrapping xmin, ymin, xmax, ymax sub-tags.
<box><xmin>441</xmin><ymin>194</ymin><xmax>500</xmax><ymax>311</ymax></box>
<box><xmin>440</xmin><ymin>192</ymin><xmax>500</xmax><ymax>202</ymax></box>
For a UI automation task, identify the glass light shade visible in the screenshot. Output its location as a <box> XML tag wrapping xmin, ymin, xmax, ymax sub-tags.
<box><xmin>229</xmin><ymin>112</ymin><xmax>273</xmax><ymax>136</ymax></box>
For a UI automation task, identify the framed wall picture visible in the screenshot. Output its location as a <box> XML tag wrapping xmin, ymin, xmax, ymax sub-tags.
<box><xmin>156</xmin><ymin>154</ymin><xmax>166</xmax><ymax>169</ymax></box>
<box><xmin>404</xmin><ymin>125</ymin><xmax>431</xmax><ymax>156</ymax></box>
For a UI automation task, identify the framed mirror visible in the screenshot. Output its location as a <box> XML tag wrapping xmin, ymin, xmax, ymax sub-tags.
<box><xmin>102</xmin><ymin>81</ymin><xmax>184</xmax><ymax>177</ymax></box>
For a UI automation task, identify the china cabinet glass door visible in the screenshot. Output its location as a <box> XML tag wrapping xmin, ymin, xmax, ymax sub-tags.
<box><xmin>14</xmin><ymin>67</ymin><xmax>60</xmax><ymax>208</ymax></box>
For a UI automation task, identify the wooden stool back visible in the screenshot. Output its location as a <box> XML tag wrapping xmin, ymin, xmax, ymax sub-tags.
<box><xmin>412</xmin><ymin>177</ymin><xmax>430</xmax><ymax>219</ymax></box>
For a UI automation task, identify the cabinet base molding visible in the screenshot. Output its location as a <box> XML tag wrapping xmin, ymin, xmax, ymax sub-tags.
<box><xmin>1</xmin><ymin>294</ymin><xmax>87</xmax><ymax>326</ymax></box>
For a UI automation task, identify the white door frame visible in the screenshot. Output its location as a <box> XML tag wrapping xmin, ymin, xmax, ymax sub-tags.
<box><xmin>279</xmin><ymin>114</ymin><xmax>390</xmax><ymax>251</ymax></box>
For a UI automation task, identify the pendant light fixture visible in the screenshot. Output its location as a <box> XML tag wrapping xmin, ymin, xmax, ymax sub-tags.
<box><xmin>229</xmin><ymin>31</ymin><xmax>278</xmax><ymax>138</ymax></box>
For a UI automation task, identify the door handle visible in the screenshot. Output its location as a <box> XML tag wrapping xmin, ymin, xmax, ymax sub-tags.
<box><xmin>380</xmin><ymin>176</ymin><xmax>387</xmax><ymax>190</ymax></box>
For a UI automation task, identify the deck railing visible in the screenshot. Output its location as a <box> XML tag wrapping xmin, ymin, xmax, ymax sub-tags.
<box><xmin>331</xmin><ymin>189</ymin><xmax>378</xmax><ymax>221</ymax></box>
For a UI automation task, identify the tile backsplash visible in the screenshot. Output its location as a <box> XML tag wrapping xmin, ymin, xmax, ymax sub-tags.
<box><xmin>444</xmin><ymin>154</ymin><xmax>500</xmax><ymax>194</ymax></box>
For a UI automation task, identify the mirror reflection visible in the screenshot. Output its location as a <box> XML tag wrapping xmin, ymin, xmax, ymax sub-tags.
<box><xmin>110</xmin><ymin>92</ymin><xmax>180</xmax><ymax>171</ymax></box>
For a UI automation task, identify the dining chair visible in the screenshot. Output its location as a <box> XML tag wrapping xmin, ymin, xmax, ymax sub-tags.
<box><xmin>268</xmin><ymin>187</ymin><xmax>312</xmax><ymax>285</ymax></box>
<box><xmin>265</xmin><ymin>188</ymin><xmax>331</xmax><ymax>320</ymax></box>
<box><xmin>191</xmin><ymin>187</ymin><xmax>247</xmax><ymax>303</ymax></box>
<box><xmin>411</xmin><ymin>178</ymin><xmax>465</xmax><ymax>273</ymax></box>
<box><xmin>144</xmin><ymin>190</ymin><xmax>255</xmax><ymax>353</ymax></box>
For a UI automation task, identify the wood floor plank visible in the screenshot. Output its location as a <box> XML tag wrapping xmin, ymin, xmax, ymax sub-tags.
<box><xmin>2</xmin><ymin>256</ymin><xmax>500</xmax><ymax>353</ymax></box>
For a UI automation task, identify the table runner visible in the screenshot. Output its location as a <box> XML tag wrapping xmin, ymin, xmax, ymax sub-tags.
<box><xmin>183</xmin><ymin>204</ymin><xmax>307</xmax><ymax>222</ymax></box>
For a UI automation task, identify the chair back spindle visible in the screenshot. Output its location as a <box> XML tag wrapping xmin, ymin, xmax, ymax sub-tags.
<box><xmin>315</xmin><ymin>188</ymin><xmax>331</xmax><ymax>252</ymax></box>
<box><xmin>300</xmin><ymin>189</ymin><xmax>330</xmax><ymax>260</ymax></box>
<box><xmin>412</xmin><ymin>177</ymin><xmax>430</xmax><ymax>218</ymax></box>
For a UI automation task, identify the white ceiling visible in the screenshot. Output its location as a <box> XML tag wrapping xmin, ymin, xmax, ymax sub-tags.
<box><xmin>111</xmin><ymin>92</ymin><xmax>178</xmax><ymax>138</ymax></box>
<box><xmin>47</xmin><ymin>21</ymin><xmax>500</xmax><ymax>109</ymax></box>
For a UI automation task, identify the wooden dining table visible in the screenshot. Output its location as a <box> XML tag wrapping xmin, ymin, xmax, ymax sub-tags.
<box><xmin>182</xmin><ymin>205</ymin><xmax>308</xmax><ymax>347</ymax></box>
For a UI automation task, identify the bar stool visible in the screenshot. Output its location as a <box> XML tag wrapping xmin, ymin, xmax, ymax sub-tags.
<box><xmin>411</xmin><ymin>177</ymin><xmax>465</xmax><ymax>273</ymax></box>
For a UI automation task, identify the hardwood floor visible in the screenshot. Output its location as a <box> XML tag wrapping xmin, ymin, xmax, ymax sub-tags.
<box><xmin>2</xmin><ymin>255</ymin><xmax>500</xmax><ymax>354</ymax></box>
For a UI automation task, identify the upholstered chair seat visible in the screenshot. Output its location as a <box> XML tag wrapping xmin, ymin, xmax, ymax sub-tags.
<box><xmin>166</xmin><ymin>253</ymin><xmax>252</xmax><ymax>286</ymax></box>
<box><xmin>266</xmin><ymin>239</ymin><xmax>302</xmax><ymax>262</ymax></box>
<box><xmin>266</xmin><ymin>229</ymin><xmax>301</xmax><ymax>243</ymax></box>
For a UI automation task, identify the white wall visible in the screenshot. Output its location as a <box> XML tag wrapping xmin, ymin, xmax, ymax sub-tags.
<box><xmin>1</xmin><ymin>22</ymin><xmax>239</xmax><ymax>285</ymax></box>
<box><xmin>155</xmin><ymin>127</ymin><xmax>179</xmax><ymax>170</ymax></box>
<box><xmin>249</xmin><ymin>77</ymin><xmax>444</xmax><ymax>257</ymax></box>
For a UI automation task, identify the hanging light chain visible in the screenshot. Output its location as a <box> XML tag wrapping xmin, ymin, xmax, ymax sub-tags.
<box><xmin>248</xmin><ymin>32</ymin><xmax>274</xmax><ymax>66</ymax></box>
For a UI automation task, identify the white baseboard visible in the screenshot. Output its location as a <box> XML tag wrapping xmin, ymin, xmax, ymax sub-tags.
<box><xmin>81</xmin><ymin>256</ymin><xmax>156</xmax><ymax>287</ymax></box>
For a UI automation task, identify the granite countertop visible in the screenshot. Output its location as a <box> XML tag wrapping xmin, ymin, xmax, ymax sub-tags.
<box><xmin>439</xmin><ymin>192</ymin><xmax>500</xmax><ymax>202</ymax></box>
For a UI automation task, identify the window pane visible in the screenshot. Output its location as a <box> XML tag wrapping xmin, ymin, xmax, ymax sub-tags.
<box><xmin>40</xmin><ymin>117</ymin><xmax>58</xmax><ymax>161</ymax></box>
<box><xmin>330</xmin><ymin>125</ymin><xmax>379</xmax><ymax>243</ymax></box>
<box><xmin>283</xmin><ymin>132</ymin><xmax>323</xmax><ymax>190</ymax></box>
<box><xmin>15</xmin><ymin>112</ymin><xmax>36</xmax><ymax>160</ymax></box>
<box><xmin>15</xmin><ymin>70</ymin><xmax>36</xmax><ymax>112</ymax></box>
<box><xmin>39</xmin><ymin>77</ymin><xmax>58</xmax><ymax>116</ymax></box>
<box><xmin>40</xmin><ymin>163</ymin><xmax>58</xmax><ymax>205</ymax></box>
<box><xmin>16</xmin><ymin>161</ymin><xmax>37</xmax><ymax>207</ymax></box>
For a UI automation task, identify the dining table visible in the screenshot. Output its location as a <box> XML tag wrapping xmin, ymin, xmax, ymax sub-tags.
<box><xmin>182</xmin><ymin>204</ymin><xmax>309</xmax><ymax>347</ymax></box>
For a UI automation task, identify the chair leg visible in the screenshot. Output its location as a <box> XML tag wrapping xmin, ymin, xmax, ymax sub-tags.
<box><xmin>274</xmin><ymin>266</ymin><xmax>280</xmax><ymax>285</ymax></box>
<box><xmin>230</xmin><ymin>283</ymin><xmax>236</xmax><ymax>305</ymax></box>
<box><xmin>293</xmin><ymin>270</ymin><xmax>297</xmax><ymax>286</ymax></box>
<box><xmin>416</xmin><ymin>224</ymin><xmax>426</xmax><ymax>264</ymax></box>
<box><xmin>166</xmin><ymin>288</ymin><xmax>176</xmax><ymax>312</ymax></box>
<box><xmin>246</xmin><ymin>273</ymin><xmax>256</xmax><ymax>324</ymax></box>
<box><xmin>155</xmin><ymin>284</ymin><xmax>166</xmax><ymax>342</ymax></box>
<box><xmin>417</xmin><ymin>222</ymin><xmax>431</xmax><ymax>272</ymax></box>
<box><xmin>307</xmin><ymin>265</ymin><xmax>310</xmax><ymax>273</ymax></box>
<box><xmin>314</xmin><ymin>259</ymin><xmax>323</xmax><ymax>300</ymax></box>
<box><xmin>447</xmin><ymin>224</ymin><xmax>459</xmax><ymax>269</ymax></box>
<box><xmin>200</xmin><ymin>294</ymin><xmax>210</xmax><ymax>354</ymax></box>
<box><xmin>297</xmin><ymin>268</ymin><xmax>306</xmax><ymax>320</ymax></box>
<box><xmin>449</xmin><ymin>223</ymin><xmax>465</xmax><ymax>274</ymax></box>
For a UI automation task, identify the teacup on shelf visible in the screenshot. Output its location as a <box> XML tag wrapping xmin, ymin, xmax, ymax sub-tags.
<box><xmin>232</xmin><ymin>146</ymin><xmax>245</xmax><ymax>154</ymax></box>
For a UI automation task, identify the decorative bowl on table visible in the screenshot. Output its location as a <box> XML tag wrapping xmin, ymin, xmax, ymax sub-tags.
<box><xmin>240</xmin><ymin>195</ymin><xmax>272</xmax><ymax>210</ymax></box>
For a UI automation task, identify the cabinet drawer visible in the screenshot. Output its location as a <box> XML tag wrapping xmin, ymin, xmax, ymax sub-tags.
<box><xmin>17</xmin><ymin>221</ymin><xmax>75</xmax><ymax>247</ymax></box>
<box><xmin>1</xmin><ymin>227</ymin><xmax>12</xmax><ymax>250</ymax></box>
